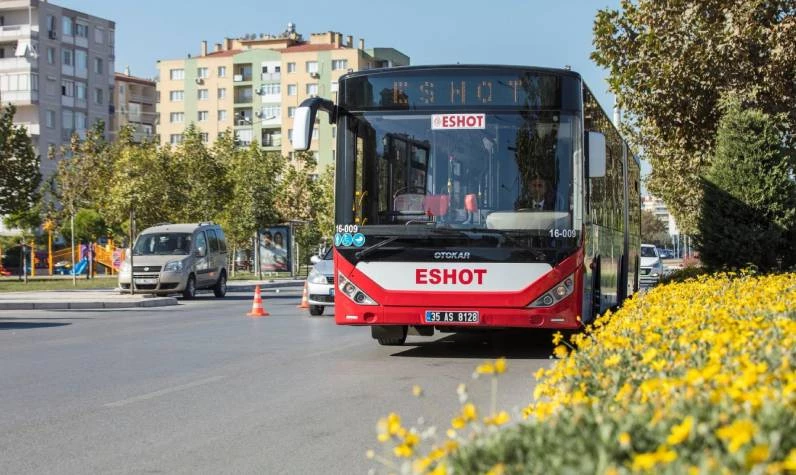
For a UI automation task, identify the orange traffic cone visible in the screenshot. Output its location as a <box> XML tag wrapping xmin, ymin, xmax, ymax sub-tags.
<box><xmin>247</xmin><ymin>285</ymin><xmax>270</xmax><ymax>317</ymax></box>
<box><xmin>297</xmin><ymin>281</ymin><xmax>310</xmax><ymax>309</ymax></box>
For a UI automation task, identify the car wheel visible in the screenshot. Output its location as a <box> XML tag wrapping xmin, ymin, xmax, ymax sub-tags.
<box><xmin>213</xmin><ymin>272</ymin><xmax>227</xmax><ymax>298</ymax></box>
<box><xmin>372</xmin><ymin>325</ymin><xmax>407</xmax><ymax>346</ymax></box>
<box><xmin>309</xmin><ymin>305</ymin><xmax>324</xmax><ymax>316</ymax></box>
<box><xmin>182</xmin><ymin>275</ymin><xmax>196</xmax><ymax>299</ymax></box>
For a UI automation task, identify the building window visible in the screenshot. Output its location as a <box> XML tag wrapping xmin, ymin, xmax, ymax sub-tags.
<box><xmin>94</xmin><ymin>57</ymin><xmax>103</xmax><ymax>74</ymax></box>
<box><xmin>75</xmin><ymin>50</ymin><xmax>87</xmax><ymax>73</ymax></box>
<box><xmin>62</xmin><ymin>48</ymin><xmax>73</xmax><ymax>66</ymax></box>
<box><xmin>287</xmin><ymin>107</ymin><xmax>296</xmax><ymax>118</ymax></box>
<box><xmin>261</xmin><ymin>105</ymin><xmax>279</xmax><ymax>118</ymax></box>
<box><xmin>287</xmin><ymin>129</ymin><xmax>293</xmax><ymax>142</ymax></box>
<box><xmin>61</xmin><ymin>17</ymin><xmax>73</xmax><ymax>36</ymax></box>
<box><xmin>47</xmin><ymin>47</ymin><xmax>55</xmax><ymax>64</ymax></box>
<box><xmin>46</xmin><ymin>110</ymin><xmax>55</xmax><ymax>128</ymax></box>
<box><xmin>306</xmin><ymin>61</ymin><xmax>318</xmax><ymax>73</ymax></box>
<box><xmin>217</xmin><ymin>88</ymin><xmax>226</xmax><ymax>99</ymax></box>
<box><xmin>287</xmin><ymin>62</ymin><xmax>296</xmax><ymax>73</ymax></box>
<box><xmin>94</xmin><ymin>27</ymin><xmax>104</xmax><ymax>44</ymax></box>
<box><xmin>260</xmin><ymin>83</ymin><xmax>280</xmax><ymax>95</ymax></box>
<box><xmin>61</xmin><ymin>79</ymin><xmax>74</xmax><ymax>97</ymax></box>
<box><xmin>197</xmin><ymin>89</ymin><xmax>209</xmax><ymax>100</ymax></box>
<box><xmin>197</xmin><ymin>67</ymin><xmax>209</xmax><ymax>78</ymax></box>
<box><xmin>331</xmin><ymin>126</ymin><xmax>336</xmax><ymax>138</ymax></box>
<box><xmin>313</xmin><ymin>127</ymin><xmax>319</xmax><ymax>140</ymax></box>
<box><xmin>94</xmin><ymin>87</ymin><xmax>103</xmax><ymax>105</ymax></box>
<box><xmin>169</xmin><ymin>68</ymin><xmax>184</xmax><ymax>80</ymax></box>
<box><xmin>75</xmin><ymin>82</ymin><xmax>86</xmax><ymax>100</ymax></box>
<box><xmin>75</xmin><ymin>23</ymin><xmax>88</xmax><ymax>39</ymax></box>
<box><xmin>169</xmin><ymin>112</ymin><xmax>184</xmax><ymax>123</ymax></box>
<box><xmin>197</xmin><ymin>111</ymin><xmax>209</xmax><ymax>122</ymax></box>
<box><xmin>75</xmin><ymin>111</ymin><xmax>87</xmax><ymax>131</ymax></box>
<box><xmin>287</xmin><ymin>84</ymin><xmax>297</xmax><ymax>96</ymax></box>
<box><xmin>62</xmin><ymin>109</ymin><xmax>73</xmax><ymax>132</ymax></box>
<box><xmin>169</xmin><ymin>134</ymin><xmax>183</xmax><ymax>145</ymax></box>
<box><xmin>218</xmin><ymin>110</ymin><xmax>227</xmax><ymax>121</ymax></box>
<box><xmin>331</xmin><ymin>59</ymin><xmax>348</xmax><ymax>70</ymax></box>
<box><xmin>200</xmin><ymin>133</ymin><xmax>209</xmax><ymax>143</ymax></box>
<box><xmin>217</xmin><ymin>66</ymin><xmax>226</xmax><ymax>77</ymax></box>
<box><xmin>306</xmin><ymin>83</ymin><xmax>318</xmax><ymax>96</ymax></box>
<box><xmin>169</xmin><ymin>90</ymin><xmax>184</xmax><ymax>101</ymax></box>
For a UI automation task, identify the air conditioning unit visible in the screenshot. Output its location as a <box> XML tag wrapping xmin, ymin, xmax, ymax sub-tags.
<box><xmin>255</xmin><ymin>87</ymin><xmax>265</xmax><ymax>95</ymax></box>
<box><xmin>309</xmin><ymin>72</ymin><xmax>320</xmax><ymax>79</ymax></box>
<box><xmin>195</xmin><ymin>78</ymin><xmax>204</xmax><ymax>85</ymax></box>
<box><xmin>233</xmin><ymin>74</ymin><xmax>243</xmax><ymax>82</ymax></box>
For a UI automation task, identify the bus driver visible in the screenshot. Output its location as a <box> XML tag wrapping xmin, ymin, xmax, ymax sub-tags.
<box><xmin>515</xmin><ymin>175</ymin><xmax>555</xmax><ymax>210</ymax></box>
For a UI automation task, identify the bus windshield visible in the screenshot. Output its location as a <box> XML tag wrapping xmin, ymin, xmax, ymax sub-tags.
<box><xmin>346</xmin><ymin>110</ymin><xmax>575</xmax><ymax>235</ymax></box>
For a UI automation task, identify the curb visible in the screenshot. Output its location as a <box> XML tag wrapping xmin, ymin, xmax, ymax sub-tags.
<box><xmin>0</xmin><ymin>297</ymin><xmax>179</xmax><ymax>310</ymax></box>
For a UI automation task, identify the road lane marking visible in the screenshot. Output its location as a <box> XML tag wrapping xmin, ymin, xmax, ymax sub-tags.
<box><xmin>103</xmin><ymin>375</ymin><xmax>224</xmax><ymax>408</ymax></box>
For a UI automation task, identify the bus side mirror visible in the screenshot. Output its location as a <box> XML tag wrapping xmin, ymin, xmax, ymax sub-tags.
<box><xmin>587</xmin><ymin>131</ymin><xmax>606</xmax><ymax>178</ymax></box>
<box><xmin>292</xmin><ymin>105</ymin><xmax>316</xmax><ymax>151</ymax></box>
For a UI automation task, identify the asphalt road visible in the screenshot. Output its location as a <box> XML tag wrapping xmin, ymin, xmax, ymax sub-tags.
<box><xmin>0</xmin><ymin>288</ymin><xmax>558</xmax><ymax>474</ymax></box>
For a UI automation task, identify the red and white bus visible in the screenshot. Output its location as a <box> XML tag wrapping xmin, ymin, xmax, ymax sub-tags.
<box><xmin>293</xmin><ymin>65</ymin><xmax>641</xmax><ymax>346</ymax></box>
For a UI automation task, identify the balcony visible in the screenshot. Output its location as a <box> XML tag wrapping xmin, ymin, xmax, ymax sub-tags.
<box><xmin>261</xmin><ymin>72</ymin><xmax>281</xmax><ymax>82</ymax></box>
<box><xmin>0</xmin><ymin>56</ymin><xmax>34</xmax><ymax>72</ymax></box>
<box><xmin>129</xmin><ymin>93</ymin><xmax>155</xmax><ymax>104</ymax></box>
<box><xmin>1</xmin><ymin>89</ymin><xmax>37</xmax><ymax>104</ymax></box>
<box><xmin>16</xmin><ymin>122</ymin><xmax>40</xmax><ymax>136</ymax></box>
<box><xmin>0</xmin><ymin>24</ymin><xmax>36</xmax><ymax>40</ymax></box>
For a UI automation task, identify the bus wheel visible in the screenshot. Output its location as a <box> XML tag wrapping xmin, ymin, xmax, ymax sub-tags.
<box><xmin>372</xmin><ymin>325</ymin><xmax>407</xmax><ymax>346</ymax></box>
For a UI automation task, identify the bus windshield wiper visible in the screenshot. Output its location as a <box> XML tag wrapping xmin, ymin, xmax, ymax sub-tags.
<box><xmin>355</xmin><ymin>236</ymin><xmax>400</xmax><ymax>261</ymax></box>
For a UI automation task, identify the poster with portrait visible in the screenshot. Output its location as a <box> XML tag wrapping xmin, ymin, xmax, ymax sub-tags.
<box><xmin>259</xmin><ymin>226</ymin><xmax>291</xmax><ymax>272</ymax></box>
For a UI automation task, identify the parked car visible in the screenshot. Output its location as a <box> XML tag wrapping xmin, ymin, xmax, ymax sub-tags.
<box><xmin>640</xmin><ymin>244</ymin><xmax>664</xmax><ymax>287</ymax></box>
<box><xmin>306</xmin><ymin>248</ymin><xmax>334</xmax><ymax>316</ymax></box>
<box><xmin>117</xmin><ymin>222</ymin><xmax>228</xmax><ymax>299</ymax></box>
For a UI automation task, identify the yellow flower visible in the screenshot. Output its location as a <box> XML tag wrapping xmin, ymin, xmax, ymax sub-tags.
<box><xmin>618</xmin><ymin>432</ymin><xmax>631</xmax><ymax>449</ymax></box>
<box><xmin>631</xmin><ymin>452</ymin><xmax>658</xmax><ymax>471</ymax></box>
<box><xmin>745</xmin><ymin>444</ymin><xmax>770</xmax><ymax>466</ymax></box>
<box><xmin>476</xmin><ymin>362</ymin><xmax>495</xmax><ymax>374</ymax></box>
<box><xmin>783</xmin><ymin>448</ymin><xmax>796</xmax><ymax>471</ymax></box>
<box><xmin>604</xmin><ymin>354</ymin><xmax>621</xmax><ymax>367</ymax></box>
<box><xmin>650</xmin><ymin>359</ymin><xmax>666</xmax><ymax>371</ymax></box>
<box><xmin>553</xmin><ymin>344</ymin><xmax>569</xmax><ymax>359</ymax></box>
<box><xmin>393</xmin><ymin>443</ymin><xmax>413</xmax><ymax>458</ymax></box>
<box><xmin>429</xmin><ymin>462</ymin><xmax>448</xmax><ymax>475</ymax></box>
<box><xmin>494</xmin><ymin>357</ymin><xmax>507</xmax><ymax>374</ymax></box>
<box><xmin>552</xmin><ymin>331</ymin><xmax>564</xmax><ymax>345</ymax></box>
<box><xmin>666</xmin><ymin>416</ymin><xmax>694</xmax><ymax>446</ymax></box>
<box><xmin>486</xmin><ymin>463</ymin><xmax>505</xmax><ymax>475</ymax></box>
<box><xmin>451</xmin><ymin>416</ymin><xmax>465</xmax><ymax>429</ymax></box>
<box><xmin>412</xmin><ymin>385</ymin><xmax>423</xmax><ymax>397</ymax></box>
<box><xmin>462</xmin><ymin>402</ymin><xmax>477</xmax><ymax>421</ymax></box>
<box><xmin>716</xmin><ymin>419</ymin><xmax>757</xmax><ymax>453</ymax></box>
<box><xmin>413</xmin><ymin>457</ymin><xmax>432</xmax><ymax>473</ymax></box>
<box><xmin>641</xmin><ymin>348</ymin><xmax>658</xmax><ymax>364</ymax></box>
<box><xmin>534</xmin><ymin>367</ymin><xmax>546</xmax><ymax>381</ymax></box>
<box><xmin>484</xmin><ymin>411</ymin><xmax>510</xmax><ymax>426</ymax></box>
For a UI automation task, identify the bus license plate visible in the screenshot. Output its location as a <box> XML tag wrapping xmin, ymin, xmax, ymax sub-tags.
<box><xmin>425</xmin><ymin>310</ymin><xmax>479</xmax><ymax>324</ymax></box>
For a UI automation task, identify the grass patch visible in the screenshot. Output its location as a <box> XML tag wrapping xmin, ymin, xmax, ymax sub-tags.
<box><xmin>0</xmin><ymin>276</ymin><xmax>117</xmax><ymax>292</ymax></box>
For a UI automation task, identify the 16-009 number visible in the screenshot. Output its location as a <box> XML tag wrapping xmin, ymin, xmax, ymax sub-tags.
<box><xmin>549</xmin><ymin>229</ymin><xmax>577</xmax><ymax>238</ymax></box>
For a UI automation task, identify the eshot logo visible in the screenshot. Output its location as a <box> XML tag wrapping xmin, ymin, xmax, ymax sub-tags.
<box><xmin>431</xmin><ymin>114</ymin><xmax>486</xmax><ymax>130</ymax></box>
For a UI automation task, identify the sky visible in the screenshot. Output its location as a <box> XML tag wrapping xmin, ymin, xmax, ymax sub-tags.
<box><xmin>54</xmin><ymin>0</ymin><xmax>646</xmax><ymax>174</ymax></box>
<box><xmin>55</xmin><ymin>0</ymin><xmax>621</xmax><ymax>109</ymax></box>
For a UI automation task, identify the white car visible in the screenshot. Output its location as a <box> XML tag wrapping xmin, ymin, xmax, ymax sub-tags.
<box><xmin>640</xmin><ymin>244</ymin><xmax>664</xmax><ymax>287</ymax></box>
<box><xmin>306</xmin><ymin>248</ymin><xmax>334</xmax><ymax>316</ymax></box>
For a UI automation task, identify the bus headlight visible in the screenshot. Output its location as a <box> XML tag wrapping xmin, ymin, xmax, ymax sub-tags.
<box><xmin>338</xmin><ymin>272</ymin><xmax>378</xmax><ymax>306</ymax></box>
<box><xmin>529</xmin><ymin>274</ymin><xmax>575</xmax><ymax>308</ymax></box>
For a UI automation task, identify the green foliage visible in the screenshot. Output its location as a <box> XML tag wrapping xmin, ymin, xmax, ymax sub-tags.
<box><xmin>592</xmin><ymin>1</ymin><xmax>796</xmax><ymax>233</ymax></box>
<box><xmin>640</xmin><ymin>210</ymin><xmax>669</xmax><ymax>248</ymax></box>
<box><xmin>59</xmin><ymin>208</ymin><xmax>107</xmax><ymax>243</ymax></box>
<box><xmin>0</xmin><ymin>104</ymin><xmax>41</xmax><ymax>216</ymax></box>
<box><xmin>695</xmin><ymin>103</ymin><xmax>796</xmax><ymax>271</ymax></box>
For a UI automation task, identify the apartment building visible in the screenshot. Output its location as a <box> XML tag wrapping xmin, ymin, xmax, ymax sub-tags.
<box><xmin>156</xmin><ymin>23</ymin><xmax>409</xmax><ymax>169</ymax></box>
<box><xmin>112</xmin><ymin>67</ymin><xmax>156</xmax><ymax>142</ymax></box>
<box><xmin>642</xmin><ymin>194</ymin><xmax>679</xmax><ymax>237</ymax></box>
<box><xmin>0</xmin><ymin>0</ymin><xmax>115</xmax><ymax>177</ymax></box>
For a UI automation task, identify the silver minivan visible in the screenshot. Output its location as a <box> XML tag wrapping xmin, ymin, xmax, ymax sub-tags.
<box><xmin>118</xmin><ymin>222</ymin><xmax>228</xmax><ymax>299</ymax></box>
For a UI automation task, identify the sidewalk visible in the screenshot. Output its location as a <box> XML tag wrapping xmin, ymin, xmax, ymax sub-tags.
<box><xmin>0</xmin><ymin>280</ymin><xmax>305</xmax><ymax>310</ymax></box>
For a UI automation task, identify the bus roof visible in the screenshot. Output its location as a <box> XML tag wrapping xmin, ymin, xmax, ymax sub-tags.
<box><xmin>340</xmin><ymin>64</ymin><xmax>583</xmax><ymax>81</ymax></box>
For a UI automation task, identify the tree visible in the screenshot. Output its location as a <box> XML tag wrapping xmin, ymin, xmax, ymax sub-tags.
<box><xmin>641</xmin><ymin>210</ymin><xmax>670</xmax><ymax>248</ymax></box>
<box><xmin>215</xmin><ymin>131</ymin><xmax>284</xmax><ymax>249</ymax></box>
<box><xmin>0</xmin><ymin>104</ymin><xmax>41</xmax><ymax>216</ymax></box>
<box><xmin>170</xmin><ymin>125</ymin><xmax>228</xmax><ymax>222</ymax></box>
<box><xmin>592</xmin><ymin>1</ymin><xmax>796</xmax><ymax>233</ymax></box>
<box><xmin>695</xmin><ymin>103</ymin><xmax>796</xmax><ymax>271</ymax></box>
<box><xmin>274</xmin><ymin>151</ymin><xmax>322</xmax><ymax>266</ymax></box>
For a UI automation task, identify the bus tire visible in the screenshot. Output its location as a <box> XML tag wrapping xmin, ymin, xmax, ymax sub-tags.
<box><xmin>372</xmin><ymin>325</ymin><xmax>407</xmax><ymax>346</ymax></box>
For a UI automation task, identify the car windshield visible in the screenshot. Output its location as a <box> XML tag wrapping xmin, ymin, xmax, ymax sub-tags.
<box><xmin>641</xmin><ymin>246</ymin><xmax>657</xmax><ymax>258</ymax></box>
<box><xmin>133</xmin><ymin>233</ymin><xmax>192</xmax><ymax>255</ymax></box>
